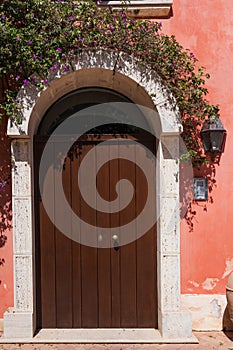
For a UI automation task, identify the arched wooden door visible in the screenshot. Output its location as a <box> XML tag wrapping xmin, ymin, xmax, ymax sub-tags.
<box><xmin>34</xmin><ymin>89</ymin><xmax>157</xmax><ymax>329</ymax></box>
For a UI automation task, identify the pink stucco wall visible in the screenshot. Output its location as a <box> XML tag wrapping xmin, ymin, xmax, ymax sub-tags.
<box><xmin>161</xmin><ymin>0</ymin><xmax>233</xmax><ymax>294</ymax></box>
<box><xmin>0</xmin><ymin>118</ymin><xmax>13</xmax><ymax>317</ymax></box>
<box><xmin>0</xmin><ymin>0</ymin><xmax>233</xmax><ymax>318</ymax></box>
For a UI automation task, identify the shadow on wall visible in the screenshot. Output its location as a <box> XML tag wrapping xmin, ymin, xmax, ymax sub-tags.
<box><xmin>0</xmin><ymin>116</ymin><xmax>12</xmax><ymax>285</ymax></box>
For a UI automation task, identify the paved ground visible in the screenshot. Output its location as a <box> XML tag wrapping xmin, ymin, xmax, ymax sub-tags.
<box><xmin>0</xmin><ymin>332</ymin><xmax>233</xmax><ymax>350</ymax></box>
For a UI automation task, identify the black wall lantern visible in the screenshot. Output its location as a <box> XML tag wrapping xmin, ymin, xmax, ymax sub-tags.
<box><xmin>200</xmin><ymin>117</ymin><xmax>226</xmax><ymax>158</ymax></box>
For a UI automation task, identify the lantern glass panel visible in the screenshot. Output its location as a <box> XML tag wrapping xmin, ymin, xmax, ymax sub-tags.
<box><xmin>210</xmin><ymin>131</ymin><xmax>224</xmax><ymax>152</ymax></box>
<box><xmin>201</xmin><ymin>132</ymin><xmax>211</xmax><ymax>152</ymax></box>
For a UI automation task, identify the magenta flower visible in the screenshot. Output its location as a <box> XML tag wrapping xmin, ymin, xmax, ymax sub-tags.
<box><xmin>16</xmin><ymin>37</ymin><xmax>20</xmax><ymax>41</ymax></box>
<box><xmin>78</xmin><ymin>37</ymin><xmax>82</xmax><ymax>42</ymax></box>
<box><xmin>69</xmin><ymin>16</ymin><xmax>74</xmax><ymax>21</ymax></box>
<box><xmin>27</xmin><ymin>40</ymin><xmax>32</xmax><ymax>45</ymax></box>
<box><xmin>56</xmin><ymin>47</ymin><xmax>62</xmax><ymax>52</ymax></box>
<box><xmin>1</xmin><ymin>15</ymin><xmax>6</xmax><ymax>20</ymax></box>
<box><xmin>16</xmin><ymin>75</ymin><xmax>21</xmax><ymax>81</ymax></box>
<box><xmin>52</xmin><ymin>65</ymin><xmax>57</xmax><ymax>71</ymax></box>
<box><xmin>23</xmin><ymin>79</ymin><xmax>29</xmax><ymax>85</ymax></box>
<box><xmin>190</xmin><ymin>52</ymin><xmax>195</xmax><ymax>58</ymax></box>
<box><xmin>63</xmin><ymin>66</ymin><xmax>69</xmax><ymax>72</ymax></box>
<box><xmin>33</xmin><ymin>54</ymin><xmax>37</xmax><ymax>60</ymax></box>
<box><xmin>109</xmin><ymin>24</ymin><xmax>114</xmax><ymax>30</ymax></box>
<box><xmin>43</xmin><ymin>79</ymin><xmax>48</xmax><ymax>84</ymax></box>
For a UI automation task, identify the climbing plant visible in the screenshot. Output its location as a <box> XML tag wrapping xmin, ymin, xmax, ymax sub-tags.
<box><xmin>0</xmin><ymin>0</ymin><xmax>220</xmax><ymax>165</ymax></box>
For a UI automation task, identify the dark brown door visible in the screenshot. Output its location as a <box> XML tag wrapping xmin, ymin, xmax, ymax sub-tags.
<box><xmin>35</xmin><ymin>133</ymin><xmax>157</xmax><ymax>329</ymax></box>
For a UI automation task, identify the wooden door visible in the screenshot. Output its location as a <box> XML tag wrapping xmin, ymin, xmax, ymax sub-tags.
<box><xmin>35</xmin><ymin>133</ymin><xmax>157</xmax><ymax>329</ymax></box>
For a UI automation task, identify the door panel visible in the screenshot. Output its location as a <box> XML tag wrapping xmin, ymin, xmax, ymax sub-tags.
<box><xmin>35</xmin><ymin>133</ymin><xmax>157</xmax><ymax>328</ymax></box>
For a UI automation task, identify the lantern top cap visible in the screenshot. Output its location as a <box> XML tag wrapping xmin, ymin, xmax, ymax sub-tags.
<box><xmin>201</xmin><ymin>117</ymin><xmax>226</xmax><ymax>133</ymax></box>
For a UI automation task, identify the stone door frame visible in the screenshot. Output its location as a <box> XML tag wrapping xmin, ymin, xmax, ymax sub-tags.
<box><xmin>4</xmin><ymin>50</ymin><xmax>193</xmax><ymax>341</ymax></box>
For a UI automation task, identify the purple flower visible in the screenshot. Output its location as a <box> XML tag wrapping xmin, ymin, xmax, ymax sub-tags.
<box><xmin>121</xmin><ymin>13</ymin><xmax>126</xmax><ymax>18</ymax></box>
<box><xmin>19</xmin><ymin>66</ymin><xmax>23</xmax><ymax>71</ymax></box>
<box><xmin>62</xmin><ymin>53</ymin><xmax>67</xmax><ymax>58</ymax></box>
<box><xmin>43</xmin><ymin>79</ymin><xmax>48</xmax><ymax>84</ymax></box>
<box><xmin>63</xmin><ymin>65</ymin><xmax>69</xmax><ymax>72</ymax></box>
<box><xmin>108</xmin><ymin>5</ymin><xmax>112</xmax><ymax>10</ymax></box>
<box><xmin>1</xmin><ymin>15</ymin><xmax>6</xmax><ymax>20</ymax></box>
<box><xmin>93</xmin><ymin>41</ymin><xmax>97</xmax><ymax>46</ymax></box>
<box><xmin>16</xmin><ymin>37</ymin><xmax>20</xmax><ymax>41</ymax></box>
<box><xmin>33</xmin><ymin>54</ymin><xmax>37</xmax><ymax>60</ymax></box>
<box><xmin>56</xmin><ymin>47</ymin><xmax>62</xmax><ymax>52</ymax></box>
<box><xmin>190</xmin><ymin>52</ymin><xmax>195</xmax><ymax>58</ymax></box>
<box><xmin>69</xmin><ymin>16</ymin><xmax>73</xmax><ymax>21</ymax></box>
<box><xmin>52</xmin><ymin>65</ymin><xmax>57</xmax><ymax>71</ymax></box>
<box><xmin>16</xmin><ymin>75</ymin><xmax>21</xmax><ymax>81</ymax></box>
<box><xmin>109</xmin><ymin>24</ymin><xmax>114</xmax><ymax>30</ymax></box>
<box><xmin>131</xmin><ymin>20</ymin><xmax>135</xmax><ymax>25</ymax></box>
<box><xmin>97</xmin><ymin>0</ymin><xmax>102</xmax><ymax>4</ymax></box>
<box><xmin>27</xmin><ymin>40</ymin><xmax>32</xmax><ymax>45</ymax></box>
<box><xmin>23</xmin><ymin>79</ymin><xmax>29</xmax><ymax>85</ymax></box>
<box><xmin>78</xmin><ymin>37</ymin><xmax>82</xmax><ymax>42</ymax></box>
<box><xmin>39</xmin><ymin>55</ymin><xmax>43</xmax><ymax>60</ymax></box>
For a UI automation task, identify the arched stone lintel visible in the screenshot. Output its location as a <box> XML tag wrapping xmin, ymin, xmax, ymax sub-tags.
<box><xmin>7</xmin><ymin>50</ymin><xmax>182</xmax><ymax>138</ymax></box>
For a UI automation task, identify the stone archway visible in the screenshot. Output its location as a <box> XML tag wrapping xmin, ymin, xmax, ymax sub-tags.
<box><xmin>4</xmin><ymin>49</ymin><xmax>194</xmax><ymax>342</ymax></box>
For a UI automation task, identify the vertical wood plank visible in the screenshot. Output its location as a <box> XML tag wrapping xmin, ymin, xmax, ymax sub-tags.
<box><xmin>36</xmin><ymin>138</ymin><xmax>56</xmax><ymax>328</ymax></box>
<box><xmin>55</xmin><ymin>142</ymin><xmax>73</xmax><ymax>327</ymax></box>
<box><xmin>110</xmin><ymin>147</ymin><xmax>121</xmax><ymax>327</ymax></box>
<box><xmin>120</xmin><ymin>140</ymin><xmax>137</xmax><ymax>327</ymax></box>
<box><xmin>71</xmin><ymin>143</ymin><xmax>82</xmax><ymax>327</ymax></box>
<box><xmin>96</xmin><ymin>142</ymin><xmax>111</xmax><ymax>327</ymax></box>
<box><xmin>80</xmin><ymin>140</ymin><xmax>98</xmax><ymax>327</ymax></box>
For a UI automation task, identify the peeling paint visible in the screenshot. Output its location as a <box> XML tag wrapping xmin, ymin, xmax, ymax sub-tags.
<box><xmin>202</xmin><ymin>278</ymin><xmax>219</xmax><ymax>290</ymax></box>
<box><xmin>222</xmin><ymin>258</ymin><xmax>233</xmax><ymax>279</ymax></box>
<box><xmin>210</xmin><ymin>299</ymin><xmax>222</xmax><ymax>318</ymax></box>
<box><xmin>188</xmin><ymin>280</ymin><xmax>200</xmax><ymax>288</ymax></box>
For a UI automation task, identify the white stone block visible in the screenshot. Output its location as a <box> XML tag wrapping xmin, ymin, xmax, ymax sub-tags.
<box><xmin>13</xmin><ymin>199</ymin><xmax>32</xmax><ymax>254</ymax></box>
<box><xmin>14</xmin><ymin>256</ymin><xmax>33</xmax><ymax>311</ymax></box>
<box><xmin>158</xmin><ymin>196</ymin><xmax>179</xmax><ymax>235</ymax></box>
<box><xmin>159</xmin><ymin>308</ymin><xmax>193</xmax><ymax>339</ymax></box>
<box><xmin>3</xmin><ymin>309</ymin><xmax>34</xmax><ymax>339</ymax></box>
<box><xmin>159</xmin><ymin>254</ymin><xmax>180</xmax><ymax>311</ymax></box>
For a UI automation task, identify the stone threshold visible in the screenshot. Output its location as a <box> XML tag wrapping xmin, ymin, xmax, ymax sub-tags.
<box><xmin>0</xmin><ymin>329</ymin><xmax>198</xmax><ymax>344</ymax></box>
